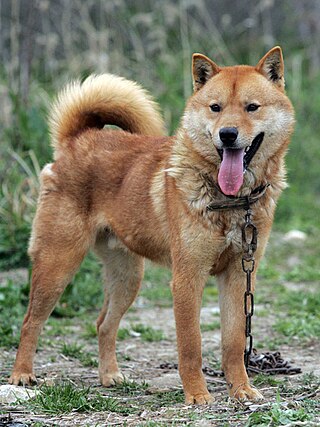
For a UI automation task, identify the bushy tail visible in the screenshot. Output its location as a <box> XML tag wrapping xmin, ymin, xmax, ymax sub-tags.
<box><xmin>49</xmin><ymin>73</ymin><xmax>166</xmax><ymax>153</ymax></box>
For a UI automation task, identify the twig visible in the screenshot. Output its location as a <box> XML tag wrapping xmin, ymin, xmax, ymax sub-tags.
<box><xmin>296</xmin><ymin>387</ymin><xmax>320</xmax><ymax>401</ymax></box>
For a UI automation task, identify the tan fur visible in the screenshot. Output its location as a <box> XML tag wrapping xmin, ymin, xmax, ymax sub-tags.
<box><xmin>10</xmin><ymin>47</ymin><xmax>294</xmax><ymax>405</ymax></box>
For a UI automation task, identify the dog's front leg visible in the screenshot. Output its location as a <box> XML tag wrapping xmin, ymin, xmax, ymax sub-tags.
<box><xmin>171</xmin><ymin>268</ymin><xmax>213</xmax><ymax>404</ymax></box>
<box><xmin>217</xmin><ymin>260</ymin><xmax>263</xmax><ymax>401</ymax></box>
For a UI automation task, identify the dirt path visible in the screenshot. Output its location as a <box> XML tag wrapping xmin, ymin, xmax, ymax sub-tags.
<box><xmin>1</xmin><ymin>289</ymin><xmax>319</xmax><ymax>426</ymax></box>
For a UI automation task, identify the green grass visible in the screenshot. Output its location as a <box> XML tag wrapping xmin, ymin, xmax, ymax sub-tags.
<box><xmin>141</xmin><ymin>264</ymin><xmax>172</xmax><ymax>307</ymax></box>
<box><xmin>200</xmin><ymin>321</ymin><xmax>220</xmax><ymax>332</ymax></box>
<box><xmin>253</xmin><ymin>374</ymin><xmax>288</xmax><ymax>388</ymax></box>
<box><xmin>61</xmin><ymin>342</ymin><xmax>98</xmax><ymax>368</ymax></box>
<box><xmin>0</xmin><ymin>278</ymin><xmax>29</xmax><ymax>348</ymax></box>
<box><xmin>82</xmin><ymin>321</ymin><xmax>98</xmax><ymax>339</ymax></box>
<box><xmin>151</xmin><ymin>390</ymin><xmax>185</xmax><ymax>407</ymax></box>
<box><xmin>117</xmin><ymin>327</ymin><xmax>131</xmax><ymax>340</ymax></box>
<box><xmin>131</xmin><ymin>323</ymin><xmax>165</xmax><ymax>342</ymax></box>
<box><xmin>21</xmin><ymin>382</ymin><xmax>130</xmax><ymax>415</ymax></box>
<box><xmin>246</xmin><ymin>397</ymin><xmax>313</xmax><ymax>426</ymax></box>
<box><xmin>272</xmin><ymin>288</ymin><xmax>320</xmax><ymax>340</ymax></box>
<box><xmin>112</xmin><ymin>378</ymin><xmax>149</xmax><ymax>396</ymax></box>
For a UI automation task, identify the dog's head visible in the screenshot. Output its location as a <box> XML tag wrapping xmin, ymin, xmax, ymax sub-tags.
<box><xmin>182</xmin><ymin>47</ymin><xmax>295</xmax><ymax>196</ymax></box>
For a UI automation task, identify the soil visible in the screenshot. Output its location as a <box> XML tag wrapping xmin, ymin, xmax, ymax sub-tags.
<box><xmin>0</xmin><ymin>269</ymin><xmax>319</xmax><ymax>426</ymax></box>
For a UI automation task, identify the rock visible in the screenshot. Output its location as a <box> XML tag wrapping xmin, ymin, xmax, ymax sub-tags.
<box><xmin>0</xmin><ymin>385</ymin><xmax>39</xmax><ymax>404</ymax></box>
<box><xmin>283</xmin><ymin>230</ymin><xmax>307</xmax><ymax>243</ymax></box>
<box><xmin>147</xmin><ymin>373</ymin><xmax>181</xmax><ymax>393</ymax></box>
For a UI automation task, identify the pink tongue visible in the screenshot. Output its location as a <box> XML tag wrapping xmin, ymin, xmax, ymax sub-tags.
<box><xmin>218</xmin><ymin>148</ymin><xmax>245</xmax><ymax>196</ymax></box>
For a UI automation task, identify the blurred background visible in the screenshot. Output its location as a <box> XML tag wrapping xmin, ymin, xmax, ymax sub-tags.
<box><xmin>0</xmin><ymin>0</ymin><xmax>320</xmax><ymax>270</ymax></box>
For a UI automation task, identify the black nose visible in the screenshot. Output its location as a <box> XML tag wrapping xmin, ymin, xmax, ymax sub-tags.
<box><xmin>219</xmin><ymin>127</ymin><xmax>238</xmax><ymax>147</ymax></box>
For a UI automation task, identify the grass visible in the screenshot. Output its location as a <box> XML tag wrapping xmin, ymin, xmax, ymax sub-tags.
<box><xmin>61</xmin><ymin>342</ymin><xmax>98</xmax><ymax>368</ymax></box>
<box><xmin>151</xmin><ymin>390</ymin><xmax>185</xmax><ymax>407</ymax></box>
<box><xmin>117</xmin><ymin>327</ymin><xmax>131</xmax><ymax>340</ymax></box>
<box><xmin>272</xmin><ymin>287</ymin><xmax>320</xmax><ymax>341</ymax></box>
<box><xmin>131</xmin><ymin>323</ymin><xmax>165</xmax><ymax>342</ymax></box>
<box><xmin>0</xmin><ymin>278</ymin><xmax>30</xmax><ymax>348</ymax></box>
<box><xmin>246</xmin><ymin>402</ymin><xmax>312</xmax><ymax>427</ymax></box>
<box><xmin>112</xmin><ymin>378</ymin><xmax>149</xmax><ymax>396</ymax></box>
<box><xmin>200</xmin><ymin>321</ymin><xmax>220</xmax><ymax>332</ymax></box>
<box><xmin>21</xmin><ymin>382</ymin><xmax>130</xmax><ymax>415</ymax></box>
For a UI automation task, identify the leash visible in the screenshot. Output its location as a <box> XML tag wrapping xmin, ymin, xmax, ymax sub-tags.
<box><xmin>206</xmin><ymin>182</ymin><xmax>269</xmax><ymax>368</ymax></box>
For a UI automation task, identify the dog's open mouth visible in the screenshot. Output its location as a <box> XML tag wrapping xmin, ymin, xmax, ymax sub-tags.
<box><xmin>217</xmin><ymin>132</ymin><xmax>264</xmax><ymax>196</ymax></box>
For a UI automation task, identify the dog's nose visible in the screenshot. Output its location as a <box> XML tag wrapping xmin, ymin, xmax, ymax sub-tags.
<box><xmin>219</xmin><ymin>127</ymin><xmax>238</xmax><ymax>146</ymax></box>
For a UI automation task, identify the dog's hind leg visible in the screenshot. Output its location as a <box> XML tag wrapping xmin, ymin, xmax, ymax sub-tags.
<box><xmin>94</xmin><ymin>236</ymin><xmax>144</xmax><ymax>386</ymax></box>
<box><xmin>9</xmin><ymin>169</ymin><xmax>91</xmax><ymax>385</ymax></box>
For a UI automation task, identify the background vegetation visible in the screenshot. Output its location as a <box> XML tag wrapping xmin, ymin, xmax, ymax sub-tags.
<box><xmin>0</xmin><ymin>0</ymin><xmax>320</xmax><ymax>269</ymax></box>
<box><xmin>0</xmin><ymin>2</ymin><xmax>319</xmax><ymax>425</ymax></box>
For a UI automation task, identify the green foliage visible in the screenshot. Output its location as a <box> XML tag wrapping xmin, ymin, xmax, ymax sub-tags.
<box><xmin>253</xmin><ymin>374</ymin><xmax>287</xmax><ymax>387</ymax></box>
<box><xmin>274</xmin><ymin>314</ymin><xmax>320</xmax><ymax>339</ymax></box>
<box><xmin>0</xmin><ymin>150</ymin><xmax>40</xmax><ymax>269</ymax></box>
<box><xmin>0</xmin><ymin>278</ymin><xmax>29</xmax><ymax>348</ymax></box>
<box><xmin>53</xmin><ymin>254</ymin><xmax>103</xmax><ymax>317</ymax></box>
<box><xmin>141</xmin><ymin>265</ymin><xmax>172</xmax><ymax>307</ymax></box>
<box><xmin>112</xmin><ymin>378</ymin><xmax>149</xmax><ymax>395</ymax></box>
<box><xmin>272</xmin><ymin>288</ymin><xmax>320</xmax><ymax>340</ymax></box>
<box><xmin>117</xmin><ymin>327</ymin><xmax>131</xmax><ymax>341</ymax></box>
<box><xmin>246</xmin><ymin>400</ymin><xmax>312</xmax><ymax>426</ymax></box>
<box><xmin>151</xmin><ymin>390</ymin><xmax>185</xmax><ymax>407</ymax></box>
<box><xmin>200</xmin><ymin>321</ymin><xmax>220</xmax><ymax>332</ymax></box>
<box><xmin>5</xmin><ymin>90</ymin><xmax>51</xmax><ymax>161</ymax></box>
<box><xmin>61</xmin><ymin>342</ymin><xmax>98</xmax><ymax>368</ymax></box>
<box><xmin>131</xmin><ymin>323</ymin><xmax>165</xmax><ymax>342</ymax></box>
<box><xmin>22</xmin><ymin>382</ymin><xmax>129</xmax><ymax>415</ymax></box>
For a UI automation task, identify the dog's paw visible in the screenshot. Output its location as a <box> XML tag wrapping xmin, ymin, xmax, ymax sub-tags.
<box><xmin>100</xmin><ymin>371</ymin><xmax>125</xmax><ymax>387</ymax></box>
<box><xmin>8</xmin><ymin>372</ymin><xmax>37</xmax><ymax>386</ymax></box>
<box><xmin>185</xmin><ymin>391</ymin><xmax>214</xmax><ymax>405</ymax></box>
<box><xmin>231</xmin><ymin>383</ymin><xmax>263</xmax><ymax>401</ymax></box>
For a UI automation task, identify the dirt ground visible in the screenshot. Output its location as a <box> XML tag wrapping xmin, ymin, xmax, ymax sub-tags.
<box><xmin>1</xmin><ymin>269</ymin><xmax>319</xmax><ymax>426</ymax></box>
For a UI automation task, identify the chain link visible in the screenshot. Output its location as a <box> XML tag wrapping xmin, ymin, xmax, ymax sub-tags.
<box><xmin>242</xmin><ymin>205</ymin><xmax>258</xmax><ymax>367</ymax></box>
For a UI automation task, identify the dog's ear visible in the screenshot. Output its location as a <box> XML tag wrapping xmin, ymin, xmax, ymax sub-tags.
<box><xmin>192</xmin><ymin>54</ymin><xmax>220</xmax><ymax>91</ymax></box>
<box><xmin>256</xmin><ymin>46</ymin><xmax>285</xmax><ymax>90</ymax></box>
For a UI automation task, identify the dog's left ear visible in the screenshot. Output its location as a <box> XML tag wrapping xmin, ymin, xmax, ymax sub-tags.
<box><xmin>192</xmin><ymin>54</ymin><xmax>220</xmax><ymax>91</ymax></box>
<box><xmin>256</xmin><ymin>46</ymin><xmax>285</xmax><ymax>90</ymax></box>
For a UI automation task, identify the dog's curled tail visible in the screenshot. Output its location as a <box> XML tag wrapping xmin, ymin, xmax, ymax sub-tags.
<box><xmin>49</xmin><ymin>73</ymin><xmax>166</xmax><ymax>153</ymax></box>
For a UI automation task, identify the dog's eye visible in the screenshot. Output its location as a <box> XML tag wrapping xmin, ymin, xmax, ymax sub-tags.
<box><xmin>246</xmin><ymin>103</ymin><xmax>260</xmax><ymax>112</ymax></box>
<box><xmin>210</xmin><ymin>104</ymin><xmax>221</xmax><ymax>112</ymax></box>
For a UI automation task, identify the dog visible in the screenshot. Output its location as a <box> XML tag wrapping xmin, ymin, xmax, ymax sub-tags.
<box><xmin>9</xmin><ymin>47</ymin><xmax>294</xmax><ymax>404</ymax></box>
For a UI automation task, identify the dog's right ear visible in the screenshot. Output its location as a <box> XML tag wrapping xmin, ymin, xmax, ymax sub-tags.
<box><xmin>192</xmin><ymin>54</ymin><xmax>220</xmax><ymax>91</ymax></box>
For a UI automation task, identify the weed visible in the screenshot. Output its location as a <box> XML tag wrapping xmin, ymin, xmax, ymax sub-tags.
<box><xmin>272</xmin><ymin>289</ymin><xmax>320</xmax><ymax>340</ymax></box>
<box><xmin>151</xmin><ymin>390</ymin><xmax>185</xmax><ymax>407</ymax></box>
<box><xmin>253</xmin><ymin>373</ymin><xmax>287</xmax><ymax>387</ymax></box>
<box><xmin>131</xmin><ymin>323</ymin><xmax>165</xmax><ymax>342</ymax></box>
<box><xmin>112</xmin><ymin>378</ymin><xmax>149</xmax><ymax>396</ymax></box>
<box><xmin>246</xmin><ymin>399</ymin><xmax>312</xmax><ymax>426</ymax></box>
<box><xmin>200</xmin><ymin>321</ymin><xmax>220</xmax><ymax>332</ymax></box>
<box><xmin>203</xmin><ymin>282</ymin><xmax>219</xmax><ymax>303</ymax></box>
<box><xmin>53</xmin><ymin>253</ymin><xmax>103</xmax><ymax>317</ymax></box>
<box><xmin>22</xmin><ymin>382</ymin><xmax>131</xmax><ymax>415</ymax></box>
<box><xmin>117</xmin><ymin>327</ymin><xmax>131</xmax><ymax>340</ymax></box>
<box><xmin>141</xmin><ymin>264</ymin><xmax>172</xmax><ymax>307</ymax></box>
<box><xmin>61</xmin><ymin>342</ymin><xmax>82</xmax><ymax>358</ymax></box>
<box><xmin>0</xmin><ymin>278</ymin><xmax>30</xmax><ymax>348</ymax></box>
<box><xmin>274</xmin><ymin>315</ymin><xmax>320</xmax><ymax>339</ymax></box>
<box><xmin>82</xmin><ymin>321</ymin><xmax>98</xmax><ymax>339</ymax></box>
<box><xmin>0</xmin><ymin>150</ymin><xmax>40</xmax><ymax>269</ymax></box>
<box><xmin>61</xmin><ymin>342</ymin><xmax>98</xmax><ymax>368</ymax></box>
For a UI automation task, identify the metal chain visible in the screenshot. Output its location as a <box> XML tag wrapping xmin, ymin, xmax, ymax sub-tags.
<box><xmin>241</xmin><ymin>202</ymin><xmax>258</xmax><ymax>367</ymax></box>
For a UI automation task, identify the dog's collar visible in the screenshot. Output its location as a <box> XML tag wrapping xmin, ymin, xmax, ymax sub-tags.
<box><xmin>206</xmin><ymin>183</ymin><xmax>270</xmax><ymax>211</ymax></box>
